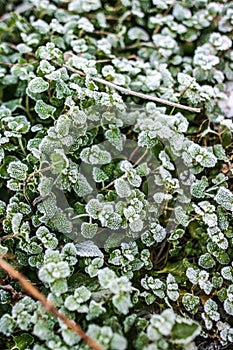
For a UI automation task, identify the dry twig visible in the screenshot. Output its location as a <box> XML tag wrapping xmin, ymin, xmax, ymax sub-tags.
<box><xmin>2</xmin><ymin>43</ymin><xmax>201</xmax><ymax>113</ymax></box>
<box><xmin>63</xmin><ymin>64</ymin><xmax>201</xmax><ymax>113</ymax></box>
<box><xmin>0</xmin><ymin>256</ymin><xmax>104</xmax><ymax>350</ymax></box>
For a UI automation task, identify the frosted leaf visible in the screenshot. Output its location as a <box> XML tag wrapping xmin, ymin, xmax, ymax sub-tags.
<box><xmin>174</xmin><ymin>206</ymin><xmax>189</xmax><ymax>227</ymax></box>
<box><xmin>68</xmin><ymin>0</ymin><xmax>101</xmax><ymax>13</ymax></box>
<box><xmin>193</xmin><ymin>53</ymin><xmax>220</xmax><ymax>70</ymax></box>
<box><xmin>75</xmin><ymin>241</ymin><xmax>104</xmax><ymax>258</ymax></box>
<box><xmin>38</xmin><ymin>59</ymin><xmax>55</xmax><ymax>74</ymax></box>
<box><xmin>173</xmin><ymin>3</ymin><xmax>191</xmax><ymax>20</ymax></box>
<box><xmin>221</xmin><ymin>266</ymin><xmax>233</xmax><ymax>282</ymax></box>
<box><xmin>130</xmin><ymin>198</ymin><xmax>144</xmax><ymax>213</ymax></box>
<box><xmin>36</xmin><ymin>226</ymin><xmax>58</xmax><ymax>249</ymax></box>
<box><xmin>50</xmin><ymin>149</ymin><xmax>69</xmax><ymax>174</ymax></box>
<box><xmin>150</xmin><ymin>309</ymin><xmax>175</xmax><ymax>336</ymax></box>
<box><xmin>147</xmin><ymin>324</ymin><xmax>161</xmax><ymax>342</ymax></box>
<box><xmin>110</xmin><ymin>332</ymin><xmax>127</xmax><ymax>350</ymax></box>
<box><xmin>129</xmin><ymin>218</ymin><xmax>143</xmax><ymax>232</ymax></box>
<box><xmin>177</xmin><ymin>73</ymin><xmax>195</xmax><ymax>87</ymax></box>
<box><xmin>98</xmin><ymin>203</ymin><xmax>114</xmax><ymax>227</ymax></box>
<box><xmin>182</xmin><ymin>293</ymin><xmax>199</xmax><ymax>314</ymax></box>
<box><xmin>86</xmin><ymin>257</ymin><xmax>104</xmax><ymax>277</ymax></box>
<box><xmin>35</xmin><ymin>100</ymin><xmax>56</xmax><ymax>120</ymax></box>
<box><xmin>202</xmin><ymin>313</ymin><xmax>213</xmax><ymax>330</ymax></box>
<box><xmin>45</xmin><ymin>69</ymin><xmax>63</xmax><ymax>81</ymax></box>
<box><xmin>215</xmin><ymin>187</ymin><xmax>233</xmax><ymax>212</ymax></box>
<box><xmin>92</xmin><ymin>167</ymin><xmax>108</xmax><ymax>183</ymax></box>
<box><xmin>0</xmin><ymin>314</ymin><xmax>16</xmax><ymax>336</ymax></box>
<box><xmin>91</xmin><ymin>147</ymin><xmax>111</xmax><ymax>165</ymax></box>
<box><xmin>81</xmin><ymin>222</ymin><xmax>98</xmax><ymax>238</ymax></box>
<box><xmin>141</xmin><ymin>276</ymin><xmax>166</xmax><ymax>298</ymax></box>
<box><xmin>74</xmin><ymin>286</ymin><xmax>91</xmax><ymax>303</ymax></box>
<box><xmin>128</xmin><ymin>27</ymin><xmax>149</xmax><ymax>41</ymax></box>
<box><xmin>219</xmin><ymin>10</ymin><xmax>233</xmax><ymax>33</ymax></box>
<box><xmin>108</xmin><ymin>249</ymin><xmax>123</xmax><ymax>266</ymax></box>
<box><xmin>103</xmin><ymin>212</ymin><xmax>122</xmax><ymax>230</ymax></box>
<box><xmin>8</xmin><ymin>161</ymin><xmax>28</xmax><ymax>181</ymax></box>
<box><xmin>43</xmin><ymin>249</ymin><xmax>61</xmax><ymax>264</ymax></box>
<box><xmin>115</xmin><ymin>178</ymin><xmax>131</xmax><ymax>198</ymax></box>
<box><xmin>11</xmin><ymin>212</ymin><xmax>23</xmax><ymax>234</ymax></box>
<box><xmin>198</xmin><ymin>253</ymin><xmax>215</xmax><ymax>269</ymax></box>
<box><xmin>32</xmin><ymin>19</ymin><xmax>50</xmax><ymax>34</ymax></box>
<box><xmin>55</xmin><ymin>115</ymin><xmax>71</xmax><ymax>137</ymax></box>
<box><xmin>50</xmin><ymin>278</ymin><xmax>69</xmax><ymax>296</ymax></box>
<box><xmin>112</xmin><ymin>292</ymin><xmax>132</xmax><ymax>315</ymax></box>
<box><xmin>49</xmin><ymin>208</ymin><xmax>72</xmax><ymax>234</ymax></box>
<box><xmin>159</xmin><ymin>150</ymin><xmax>175</xmax><ymax>171</ymax></box>
<box><xmin>98</xmin><ymin>267</ymin><xmax>116</xmax><ymax>289</ymax></box>
<box><xmin>39</xmin><ymin>261</ymin><xmax>70</xmax><ymax>283</ymax></box>
<box><xmin>61</xmin><ymin>243</ymin><xmax>78</xmax><ymax>265</ymax></box>
<box><xmin>62</xmin><ymin>328</ymin><xmax>80</xmax><ymax>346</ymax></box>
<box><xmin>86</xmin><ymin>199</ymin><xmax>102</xmax><ymax>219</ymax></box>
<box><xmin>86</xmin><ymin>300</ymin><xmax>106</xmax><ymax>321</ymax></box>
<box><xmin>80</xmin><ymin>145</ymin><xmax>111</xmax><ymax>165</ymax></box>
<box><xmin>207</xmin><ymin>226</ymin><xmax>228</xmax><ymax>250</ymax></box>
<box><xmin>74</xmin><ymin>173</ymin><xmax>93</xmax><ymax>197</ymax></box>
<box><xmin>136</xmin><ymin>162</ymin><xmax>150</xmax><ymax>177</ymax></box>
<box><xmin>203</xmin><ymin>213</ymin><xmax>218</xmax><ymax>227</ymax></box>
<box><xmin>28</xmin><ymin>77</ymin><xmax>49</xmax><ymax>93</ymax></box>
<box><xmin>124</xmin><ymin>206</ymin><xmax>136</xmax><ymax>219</ymax></box>
<box><xmin>204</xmin><ymin>299</ymin><xmax>220</xmax><ymax>321</ymax></box>
<box><xmin>121</xmin><ymin>241</ymin><xmax>138</xmax><ymax>261</ymax></box>
<box><xmin>111</xmin><ymin>276</ymin><xmax>132</xmax><ymax>294</ymax></box>
<box><xmin>17</xmin><ymin>43</ymin><xmax>32</xmax><ymax>54</ymax></box>
<box><xmin>150</xmin><ymin>222</ymin><xmax>166</xmax><ymax>243</ymax></box>
<box><xmin>167</xmin><ymin>274</ymin><xmax>179</xmax><ymax>301</ymax></box>
<box><xmin>127</xmin><ymin>171</ymin><xmax>142</xmax><ymax>188</ymax></box>
<box><xmin>38</xmin><ymin>176</ymin><xmax>54</xmax><ymax>197</ymax></box>
<box><xmin>191</xmin><ymin>176</ymin><xmax>208</xmax><ymax>198</ymax></box>
<box><xmin>186</xmin><ymin>268</ymin><xmax>198</xmax><ymax>284</ymax></box>
<box><xmin>152</xmin><ymin>34</ymin><xmax>178</xmax><ymax>51</ymax></box>
<box><xmin>33</xmin><ymin>319</ymin><xmax>54</xmax><ymax>340</ymax></box>
<box><xmin>77</xmin><ymin>18</ymin><xmax>94</xmax><ymax>33</ymax></box>
<box><xmin>105</xmin><ymin>128</ymin><xmax>123</xmax><ymax>151</ymax></box>
<box><xmin>209</xmin><ymin>32</ymin><xmax>232</xmax><ymax>51</ymax></box>
<box><xmin>36</xmin><ymin>226</ymin><xmax>50</xmax><ymax>239</ymax></box>
<box><xmin>224</xmin><ymin>300</ymin><xmax>233</xmax><ymax>316</ymax></box>
<box><xmin>200</xmin><ymin>280</ymin><xmax>213</xmax><ymax>295</ymax></box>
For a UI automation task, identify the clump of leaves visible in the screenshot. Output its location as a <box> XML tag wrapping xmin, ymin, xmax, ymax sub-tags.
<box><xmin>0</xmin><ymin>0</ymin><xmax>232</xmax><ymax>349</ymax></box>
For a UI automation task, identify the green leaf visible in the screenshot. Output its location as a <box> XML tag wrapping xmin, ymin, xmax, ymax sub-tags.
<box><xmin>50</xmin><ymin>149</ymin><xmax>68</xmax><ymax>173</ymax></box>
<box><xmin>35</xmin><ymin>100</ymin><xmax>56</xmax><ymax>120</ymax></box>
<box><xmin>81</xmin><ymin>222</ymin><xmax>98</xmax><ymax>238</ymax></box>
<box><xmin>171</xmin><ymin>319</ymin><xmax>201</xmax><ymax>344</ymax></box>
<box><xmin>13</xmin><ymin>333</ymin><xmax>34</xmax><ymax>350</ymax></box>
<box><xmin>28</xmin><ymin>77</ymin><xmax>49</xmax><ymax>93</ymax></box>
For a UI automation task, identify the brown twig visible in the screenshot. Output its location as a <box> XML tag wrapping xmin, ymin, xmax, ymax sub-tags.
<box><xmin>0</xmin><ymin>233</ymin><xmax>21</xmax><ymax>241</ymax></box>
<box><xmin>0</xmin><ymin>257</ymin><xmax>104</xmax><ymax>350</ymax></box>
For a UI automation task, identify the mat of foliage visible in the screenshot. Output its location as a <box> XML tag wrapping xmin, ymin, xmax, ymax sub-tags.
<box><xmin>0</xmin><ymin>0</ymin><xmax>233</xmax><ymax>349</ymax></box>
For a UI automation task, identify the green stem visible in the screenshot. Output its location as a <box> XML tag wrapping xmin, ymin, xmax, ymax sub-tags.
<box><xmin>18</xmin><ymin>136</ymin><xmax>26</xmax><ymax>156</ymax></box>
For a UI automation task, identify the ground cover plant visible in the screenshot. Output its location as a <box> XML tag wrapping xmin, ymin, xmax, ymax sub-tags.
<box><xmin>0</xmin><ymin>0</ymin><xmax>232</xmax><ymax>349</ymax></box>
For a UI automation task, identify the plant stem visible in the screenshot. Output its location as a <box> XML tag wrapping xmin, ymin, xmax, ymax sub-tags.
<box><xmin>0</xmin><ymin>257</ymin><xmax>104</xmax><ymax>350</ymax></box>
